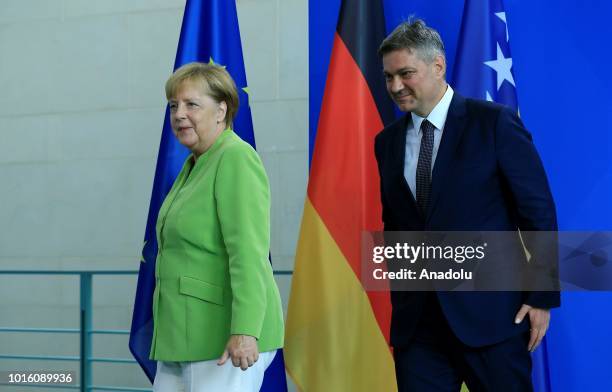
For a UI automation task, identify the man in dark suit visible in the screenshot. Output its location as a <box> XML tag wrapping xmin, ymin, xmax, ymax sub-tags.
<box><xmin>374</xmin><ymin>20</ymin><xmax>559</xmax><ymax>391</ymax></box>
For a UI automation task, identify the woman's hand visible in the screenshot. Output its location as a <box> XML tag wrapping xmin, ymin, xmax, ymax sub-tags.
<box><xmin>217</xmin><ymin>334</ymin><xmax>259</xmax><ymax>370</ymax></box>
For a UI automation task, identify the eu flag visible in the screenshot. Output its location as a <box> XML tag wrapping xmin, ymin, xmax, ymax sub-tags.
<box><xmin>129</xmin><ymin>1</ymin><xmax>287</xmax><ymax>389</ymax></box>
<box><xmin>451</xmin><ymin>1</ymin><xmax>550</xmax><ymax>390</ymax></box>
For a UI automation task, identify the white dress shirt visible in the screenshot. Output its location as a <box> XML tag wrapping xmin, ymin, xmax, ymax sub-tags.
<box><xmin>404</xmin><ymin>85</ymin><xmax>454</xmax><ymax>197</ymax></box>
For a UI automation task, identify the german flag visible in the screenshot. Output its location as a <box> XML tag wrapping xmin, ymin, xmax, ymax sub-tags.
<box><xmin>285</xmin><ymin>0</ymin><xmax>396</xmax><ymax>390</ymax></box>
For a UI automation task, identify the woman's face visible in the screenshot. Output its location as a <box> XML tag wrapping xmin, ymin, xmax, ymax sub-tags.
<box><xmin>168</xmin><ymin>81</ymin><xmax>227</xmax><ymax>158</ymax></box>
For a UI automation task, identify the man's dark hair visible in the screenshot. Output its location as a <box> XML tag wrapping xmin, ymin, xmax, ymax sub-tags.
<box><xmin>378</xmin><ymin>18</ymin><xmax>445</xmax><ymax>63</ymax></box>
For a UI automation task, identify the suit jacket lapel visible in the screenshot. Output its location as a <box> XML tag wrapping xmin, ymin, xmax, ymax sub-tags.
<box><xmin>427</xmin><ymin>93</ymin><xmax>468</xmax><ymax>222</ymax></box>
<box><xmin>390</xmin><ymin>114</ymin><xmax>418</xmax><ymax>208</ymax></box>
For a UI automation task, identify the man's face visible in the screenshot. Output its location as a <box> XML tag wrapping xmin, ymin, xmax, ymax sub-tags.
<box><xmin>382</xmin><ymin>48</ymin><xmax>445</xmax><ymax>117</ymax></box>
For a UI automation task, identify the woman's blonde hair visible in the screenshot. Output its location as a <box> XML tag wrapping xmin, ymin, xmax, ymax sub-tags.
<box><xmin>165</xmin><ymin>62</ymin><xmax>239</xmax><ymax>127</ymax></box>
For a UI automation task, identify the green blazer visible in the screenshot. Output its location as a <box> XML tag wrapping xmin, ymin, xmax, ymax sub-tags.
<box><xmin>150</xmin><ymin>130</ymin><xmax>284</xmax><ymax>362</ymax></box>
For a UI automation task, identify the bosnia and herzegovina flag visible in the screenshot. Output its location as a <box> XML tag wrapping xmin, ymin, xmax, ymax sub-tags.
<box><xmin>129</xmin><ymin>1</ymin><xmax>287</xmax><ymax>389</ymax></box>
<box><xmin>284</xmin><ymin>0</ymin><xmax>396</xmax><ymax>390</ymax></box>
<box><xmin>453</xmin><ymin>0</ymin><xmax>518</xmax><ymax>111</ymax></box>
<box><xmin>452</xmin><ymin>1</ymin><xmax>552</xmax><ymax>390</ymax></box>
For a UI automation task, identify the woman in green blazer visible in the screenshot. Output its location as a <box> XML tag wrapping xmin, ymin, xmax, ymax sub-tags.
<box><xmin>150</xmin><ymin>62</ymin><xmax>284</xmax><ymax>391</ymax></box>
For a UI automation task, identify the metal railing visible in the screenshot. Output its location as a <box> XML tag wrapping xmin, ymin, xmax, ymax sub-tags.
<box><xmin>0</xmin><ymin>270</ymin><xmax>293</xmax><ymax>391</ymax></box>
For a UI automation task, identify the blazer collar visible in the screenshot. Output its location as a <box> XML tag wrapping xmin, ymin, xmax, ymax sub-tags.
<box><xmin>389</xmin><ymin>114</ymin><xmax>419</xmax><ymax>211</ymax></box>
<box><xmin>427</xmin><ymin>92</ymin><xmax>468</xmax><ymax>221</ymax></box>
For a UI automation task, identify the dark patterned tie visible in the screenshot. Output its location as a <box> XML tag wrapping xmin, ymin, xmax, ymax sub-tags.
<box><xmin>416</xmin><ymin>119</ymin><xmax>435</xmax><ymax>216</ymax></box>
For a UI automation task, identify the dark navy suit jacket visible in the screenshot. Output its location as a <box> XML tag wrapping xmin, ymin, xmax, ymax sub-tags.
<box><xmin>374</xmin><ymin>92</ymin><xmax>560</xmax><ymax>348</ymax></box>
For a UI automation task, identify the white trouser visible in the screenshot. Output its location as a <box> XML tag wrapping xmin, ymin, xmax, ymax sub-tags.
<box><xmin>153</xmin><ymin>350</ymin><xmax>277</xmax><ymax>392</ymax></box>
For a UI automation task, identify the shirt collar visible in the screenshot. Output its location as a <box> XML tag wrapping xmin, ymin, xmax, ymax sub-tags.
<box><xmin>411</xmin><ymin>85</ymin><xmax>454</xmax><ymax>133</ymax></box>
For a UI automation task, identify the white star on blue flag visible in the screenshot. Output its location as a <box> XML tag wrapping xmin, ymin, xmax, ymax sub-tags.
<box><xmin>451</xmin><ymin>0</ymin><xmax>518</xmax><ymax>110</ymax></box>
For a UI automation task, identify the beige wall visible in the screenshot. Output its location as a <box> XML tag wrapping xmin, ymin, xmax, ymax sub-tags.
<box><xmin>0</xmin><ymin>0</ymin><xmax>307</xmax><ymax>390</ymax></box>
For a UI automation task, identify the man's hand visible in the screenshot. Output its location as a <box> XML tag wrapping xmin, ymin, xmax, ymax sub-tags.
<box><xmin>514</xmin><ymin>304</ymin><xmax>550</xmax><ymax>352</ymax></box>
<box><xmin>217</xmin><ymin>334</ymin><xmax>259</xmax><ymax>370</ymax></box>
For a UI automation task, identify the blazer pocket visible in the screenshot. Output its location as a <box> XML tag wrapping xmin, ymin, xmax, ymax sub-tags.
<box><xmin>179</xmin><ymin>276</ymin><xmax>224</xmax><ymax>306</ymax></box>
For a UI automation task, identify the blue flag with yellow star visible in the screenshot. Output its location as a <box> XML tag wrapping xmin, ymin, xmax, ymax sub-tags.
<box><xmin>451</xmin><ymin>0</ymin><xmax>550</xmax><ymax>390</ymax></box>
<box><xmin>129</xmin><ymin>1</ymin><xmax>288</xmax><ymax>389</ymax></box>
